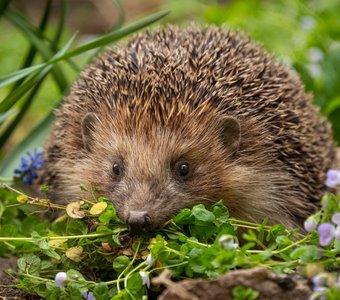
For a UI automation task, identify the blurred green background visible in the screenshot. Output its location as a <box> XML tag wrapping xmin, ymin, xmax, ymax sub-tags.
<box><xmin>0</xmin><ymin>0</ymin><xmax>339</xmax><ymax>177</ymax></box>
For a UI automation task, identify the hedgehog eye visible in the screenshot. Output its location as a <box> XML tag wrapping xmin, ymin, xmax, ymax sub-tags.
<box><xmin>177</xmin><ymin>162</ymin><xmax>190</xmax><ymax>178</ymax></box>
<box><xmin>112</xmin><ymin>161</ymin><xmax>123</xmax><ymax>178</ymax></box>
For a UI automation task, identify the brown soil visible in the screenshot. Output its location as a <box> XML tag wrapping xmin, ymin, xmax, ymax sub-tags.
<box><xmin>0</xmin><ymin>257</ymin><xmax>42</xmax><ymax>299</ymax></box>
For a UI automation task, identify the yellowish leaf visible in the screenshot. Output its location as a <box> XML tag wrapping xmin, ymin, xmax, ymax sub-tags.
<box><xmin>89</xmin><ymin>202</ymin><xmax>107</xmax><ymax>215</ymax></box>
<box><xmin>17</xmin><ymin>195</ymin><xmax>28</xmax><ymax>203</ymax></box>
<box><xmin>66</xmin><ymin>201</ymin><xmax>85</xmax><ymax>219</ymax></box>
<box><xmin>48</xmin><ymin>239</ymin><xmax>68</xmax><ymax>248</ymax></box>
<box><xmin>66</xmin><ymin>246</ymin><xmax>83</xmax><ymax>262</ymax></box>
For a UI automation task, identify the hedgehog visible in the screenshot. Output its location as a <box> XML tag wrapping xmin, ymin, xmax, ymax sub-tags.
<box><xmin>42</xmin><ymin>25</ymin><xmax>335</xmax><ymax>233</ymax></box>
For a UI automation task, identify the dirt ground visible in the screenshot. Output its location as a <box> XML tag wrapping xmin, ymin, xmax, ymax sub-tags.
<box><xmin>0</xmin><ymin>257</ymin><xmax>42</xmax><ymax>299</ymax></box>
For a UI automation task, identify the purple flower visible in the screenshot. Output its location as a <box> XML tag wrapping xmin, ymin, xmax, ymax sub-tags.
<box><xmin>304</xmin><ymin>216</ymin><xmax>317</xmax><ymax>232</ymax></box>
<box><xmin>317</xmin><ymin>223</ymin><xmax>335</xmax><ymax>246</ymax></box>
<box><xmin>146</xmin><ymin>254</ymin><xmax>154</xmax><ymax>266</ymax></box>
<box><xmin>312</xmin><ymin>274</ymin><xmax>327</xmax><ymax>287</ymax></box>
<box><xmin>218</xmin><ymin>235</ymin><xmax>238</xmax><ymax>249</ymax></box>
<box><xmin>311</xmin><ymin>286</ymin><xmax>326</xmax><ymax>300</ymax></box>
<box><xmin>139</xmin><ymin>271</ymin><xmax>150</xmax><ymax>288</ymax></box>
<box><xmin>325</xmin><ymin>169</ymin><xmax>340</xmax><ymax>188</ymax></box>
<box><xmin>14</xmin><ymin>149</ymin><xmax>44</xmax><ymax>185</ymax></box>
<box><xmin>331</xmin><ymin>213</ymin><xmax>340</xmax><ymax>225</ymax></box>
<box><xmin>82</xmin><ymin>292</ymin><xmax>96</xmax><ymax>300</ymax></box>
<box><xmin>55</xmin><ymin>271</ymin><xmax>67</xmax><ymax>287</ymax></box>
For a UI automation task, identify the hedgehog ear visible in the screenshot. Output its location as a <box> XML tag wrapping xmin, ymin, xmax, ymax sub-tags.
<box><xmin>219</xmin><ymin>116</ymin><xmax>241</xmax><ymax>155</ymax></box>
<box><xmin>81</xmin><ymin>112</ymin><xmax>98</xmax><ymax>151</ymax></box>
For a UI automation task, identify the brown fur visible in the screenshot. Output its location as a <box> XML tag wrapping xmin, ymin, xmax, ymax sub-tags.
<box><xmin>42</xmin><ymin>25</ymin><xmax>335</xmax><ymax>229</ymax></box>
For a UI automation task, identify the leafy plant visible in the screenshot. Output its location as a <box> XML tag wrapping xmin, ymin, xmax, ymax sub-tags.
<box><xmin>0</xmin><ymin>183</ymin><xmax>339</xmax><ymax>299</ymax></box>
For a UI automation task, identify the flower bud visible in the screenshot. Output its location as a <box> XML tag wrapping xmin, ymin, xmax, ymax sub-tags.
<box><xmin>139</xmin><ymin>271</ymin><xmax>150</xmax><ymax>288</ymax></box>
<box><xmin>317</xmin><ymin>223</ymin><xmax>335</xmax><ymax>246</ymax></box>
<box><xmin>55</xmin><ymin>271</ymin><xmax>67</xmax><ymax>287</ymax></box>
<box><xmin>331</xmin><ymin>213</ymin><xmax>340</xmax><ymax>225</ymax></box>
<box><xmin>304</xmin><ymin>216</ymin><xmax>317</xmax><ymax>232</ymax></box>
<box><xmin>325</xmin><ymin>169</ymin><xmax>340</xmax><ymax>188</ymax></box>
<box><xmin>146</xmin><ymin>254</ymin><xmax>154</xmax><ymax>266</ymax></box>
<box><xmin>312</xmin><ymin>273</ymin><xmax>327</xmax><ymax>287</ymax></box>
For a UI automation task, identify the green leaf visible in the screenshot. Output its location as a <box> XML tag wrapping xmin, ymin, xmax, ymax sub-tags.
<box><xmin>126</xmin><ymin>272</ymin><xmax>143</xmax><ymax>293</ymax></box>
<box><xmin>17</xmin><ymin>253</ymin><xmax>41</xmax><ymax>275</ymax></box>
<box><xmin>93</xmin><ymin>282</ymin><xmax>109</xmax><ymax>300</ymax></box>
<box><xmin>112</xmin><ymin>255</ymin><xmax>130</xmax><ymax>273</ymax></box>
<box><xmin>173</xmin><ymin>208</ymin><xmax>193</xmax><ymax>225</ymax></box>
<box><xmin>68</xmin><ymin>285</ymin><xmax>83</xmax><ymax>298</ymax></box>
<box><xmin>99</xmin><ymin>206</ymin><xmax>117</xmax><ymax>224</ymax></box>
<box><xmin>30</xmin><ymin>231</ymin><xmax>61</xmax><ymax>260</ymax></box>
<box><xmin>192</xmin><ymin>204</ymin><xmax>215</xmax><ymax>224</ymax></box>
<box><xmin>290</xmin><ymin>245</ymin><xmax>319</xmax><ymax>263</ymax></box>
<box><xmin>44</xmin><ymin>282</ymin><xmax>63</xmax><ymax>298</ymax></box>
<box><xmin>66</xmin><ymin>269</ymin><xmax>86</xmax><ymax>281</ymax></box>
<box><xmin>212</xmin><ymin>200</ymin><xmax>229</xmax><ymax>225</ymax></box>
<box><xmin>31</xmin><ymin>231</ymin><xmax>49</xmax><ymax>250</ymax></box>
<box><xmin>66</xmin><ymin>220</ymin><xmax>88</xmax><ymax>235</ymax></box>
<box><xmin>232</xmin><ymin>285</ymin><xmax>259</xmax><ymax>300</ymax></box>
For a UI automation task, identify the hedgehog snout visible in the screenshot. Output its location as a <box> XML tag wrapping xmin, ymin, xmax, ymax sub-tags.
<box><xmin>126</xmin><ymin>211</ymin><xmax>153</xmax><ymax>234</ymax></box>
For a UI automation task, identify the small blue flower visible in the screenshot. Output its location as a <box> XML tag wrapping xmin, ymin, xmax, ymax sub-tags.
<box><xmin>146</xmin><ymin>254</ymin><xmax>154</xmax><ymax>266</ymax></box>
<box><xmin>139</xmin><ymin>271</ymin><xmax>150</xmax><ymax>288</ymax></box>
<box><xmin>55</xmin><ymin>271</ymin><xmax>67</xmax><ymax>287</ymax></box>
<box><xmin>325</xmin><ymin>169</ymin><xmax>340</xmax><ymax>188</ymax></box>
<box><xmin>82</xmin><ymin>291</ymin><xmax>96</xmax><ymax>300</ymax></box>
<box><xmin>312</xmin><ymin>274</ymin><xmax>327</xmax><ymax>287</ymax></box>
<box><xmin>311</xmin><ymin>287</ymin><xmax>326</xmax><ymax>300</ymax></box>
<box><xmin>14</xmin><ymin>149</ymin><xmax>44</xmax><ymax>185</ymax></box>
<box><xmin>331</xmin><ymin>213</ymin><xmax>340</xmax><ymax>225</ymax></box>
<box><xmin>304</xmin><ymin>216</ymin><xmax>317</xmax><ymax>232</ymax></box>
<box><xmin>317</xmin><ymin>223</ymin><xmax>335</xmax><ymax>246</ymax></box>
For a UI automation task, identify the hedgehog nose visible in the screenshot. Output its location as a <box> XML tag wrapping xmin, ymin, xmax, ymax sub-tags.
<box><xmin>127</xmin><ymin>211</ymin><xmax>152</xmax><ymax>234</ymax></box>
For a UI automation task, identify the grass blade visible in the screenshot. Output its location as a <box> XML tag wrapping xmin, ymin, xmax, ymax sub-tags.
<box><xmin>113</xmin><ymin>0</ymin><xmax>125</xmax><ymax>30</ymax></box>
<box><xmin>0</xmin><ymin>78</ymin><xmax>44</xmax><ymax>148</ymax></box>
<box><xmin>5</xmin><ymin>9</ymin><xmax>68</xmax><ymax>91</ymax></box>
<box><xmin>0</xmin><ymin>10</ymin><xmax>169</xmax><ymax>90</ymax></box>
<box><xmin>10</xmin><ymin>0</ymin><xmax>52</xmax><ymax>92</ymax></box>
<box><xmin>62</xmin><ymin>10</ymin><xmax>169</xmax><ymax>58</ymax></box>
<box><xmin>0</xmin><ymin>33</ymin><xmax>77</xmax><ymax>113</ymax></box>
<box><xmin>0</xmin><ymin>63</ymin><xmax>46</xmax><ymax>89</ymax></box>
<box><xmin>52</xmin><ymin>0</ymin><xmax>67</xmax><ymax>46</ymax></box>
<box><xmin>0</xmin><ymin>110</ymin><xmax>16</xmax><ymax>125</ymax></box>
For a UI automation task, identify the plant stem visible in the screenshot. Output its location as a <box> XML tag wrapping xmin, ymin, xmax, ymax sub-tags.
<box><xmin>0</xmin><ymin>232</ymin><xmax>114</xmax><ymax>242</ymax></box>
